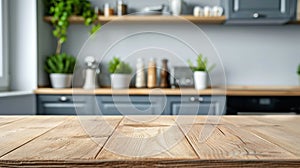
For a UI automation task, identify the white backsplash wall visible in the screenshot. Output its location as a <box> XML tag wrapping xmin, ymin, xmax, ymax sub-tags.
<box><xmin>38</xmin><ymin>1</ymin><xmax>300</xmax><ymax>87</ymax></box>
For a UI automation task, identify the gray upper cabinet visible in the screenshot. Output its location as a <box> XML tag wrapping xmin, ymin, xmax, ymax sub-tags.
<box><xmin>225</xmin><ymin>0</ymin><xmax>297</xmax><ymax>24</ymax></box>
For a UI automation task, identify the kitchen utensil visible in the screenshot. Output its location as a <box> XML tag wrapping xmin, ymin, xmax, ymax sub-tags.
<box><xmin>171</xmin><ymin>66</ymin><xmax>194</xmax><ymax>88</ymax></box>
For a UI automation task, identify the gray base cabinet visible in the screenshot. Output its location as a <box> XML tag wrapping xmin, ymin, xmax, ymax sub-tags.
<box><xmin>168</xmin><ymin>96</ymin><xmax>224</xmax><ymax>115</ymax></box>
<box><xmin>37</xmin><ymin>95</ymin><xmax>95</xmax><ymax>115</ymax></box>
<box><xmin>96</xmin><ymin>96</ymin><xmax>167</xmax><ymax>115</ymax></box>
<box><xmin>37</xmin><ymin>95</ymin><xmax>223</xmax><ymax>115</ymax></box>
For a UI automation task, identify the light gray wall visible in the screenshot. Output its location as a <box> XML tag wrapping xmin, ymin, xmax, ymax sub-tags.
<box><xmin>38</xmin><ymin>0</ymin><xmax>300</xmax><ymax>87</ymax></box>
<box><xmin>9</xmin><ymin>0</ymin><xmax>38</xmax><ymax>91</ymax></box>
<box><xmin>0</xmin><ymin>0</ymin><xmax>38</xmax><ymax>115</ymax></box>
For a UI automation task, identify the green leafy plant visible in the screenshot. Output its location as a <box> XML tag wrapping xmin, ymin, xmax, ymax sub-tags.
<box><xmin>108</xmin><ymin>57</ymin><xmax>132</xmax><ymax>74</ymax></box>
<box><xmin>45</xmin><ymin>53</ymin><xmax>76</xmax><ymax>74</ymax></box>
<box><xmin>188</xmin><ymin>54</ymin><xmax>216</xmax><ymax>72</ymax></box>
<box><xmin>46</xmin><ymin>0</ymin><xmax>101</xmax><ymax>54</ymax></box>
<box><xmin>298</xmin><ymin>64</ymin><xmax>300</xmax><ymax>75</ymax></box>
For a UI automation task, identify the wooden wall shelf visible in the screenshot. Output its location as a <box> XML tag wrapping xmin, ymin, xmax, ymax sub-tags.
<box><xmin>35</xmin><ymin>86</ymin><xmax>300</xmax><ymax>96</ymax></box>
<box><xmin>44</xmin><ymin>15</ymin><xmax>227</xmax><ymax>24</ymax></box>
<box><xmin>44</xmin><ymin>15</ymin><xmax>300</xmax><ymax>25</ymax></box>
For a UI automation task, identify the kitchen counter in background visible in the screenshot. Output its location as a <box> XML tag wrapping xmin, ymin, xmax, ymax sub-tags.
<box><xmin>34</xmin><ymin>86</ymin><xmax>300</xmax><ymax>96</ymax></box>
<box><xmin>0</xmin><ymin>116</ymin><xmax>299</xmax><ymax>167</ymax></box>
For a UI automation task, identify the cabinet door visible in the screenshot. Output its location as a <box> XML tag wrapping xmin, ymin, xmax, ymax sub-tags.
<box><xmin>96</xmin><ymin>96</ymin><xmax>166</xmax><ymax>115</ymax></box>
<box><xmin>227</xmin><ymin>0</ymin><xmax>296</xmax><ymax>19</ymax></box>
<box><xmin>38</xmin><ymin>95</ymin><xmax>95</xmax><ymax>115</ymax></box>
<box><xmin>168</xmin><ymin>96</ymin><xmax>223</xmax><ymax>115</ymax></box>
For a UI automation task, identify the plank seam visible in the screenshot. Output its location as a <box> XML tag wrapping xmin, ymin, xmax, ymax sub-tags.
<box><xmin>176</xmin><ymin>123</ymin><xmax>201</xmax><ymax>159</ymax></box>
<box><xmin>94</xmin><ymin>116</ymin><xmax>124</xmax><ymax>159</ymax></box>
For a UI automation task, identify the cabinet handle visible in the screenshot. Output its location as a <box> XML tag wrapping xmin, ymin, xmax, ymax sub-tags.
<box><xmin>190</xmin><ymin>97</ymin><xmax>196</xmax><ymax>102</ymax></box>
<box><xmin>198</xmin><ymin>97</ymin><xmax>204</xmax><ymax>102</ymax></box>
<box><xmin>59</xmin><ymin>96</ymin><xmax>68</xmax><ymax>102</ymax></box>
<box><xmin>253</xmin><ymin>13</ymin><xmax>260</xmax><ymax>19</ymax></box>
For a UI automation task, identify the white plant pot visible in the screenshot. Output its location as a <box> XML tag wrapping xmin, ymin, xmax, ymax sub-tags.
<box><xmin>111</xmin><ymin>74</ymin><xmax>131</xmax><ymax>89</ymax></box>
<box><xmin>50</xmin><ymin>74</ymin><xmax>73</xmax><ymax>88</ymax></box>
<box><xmin>193</xmin><ymin>71</ymin><xmax>207</xmax><ymax>90</ymax></box>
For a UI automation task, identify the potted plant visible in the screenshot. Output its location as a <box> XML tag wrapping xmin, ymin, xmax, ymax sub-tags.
<box><xmin>45</xmin><ymin>0</ymin><xmax>100</xmax><ymax>88</ymax></box>
<box><xmin>188</xmin><ymin>54</ymin><xmax>216</xmax><ymax>90</ymax></box>
<box><xmin>45</xmin><ymin>53</ymin><xmax>76</xmax><ymax>88</ymax></box>
<box><xmin>109</xmin><ymin>57</ymin><xmax>133</xmax><ymax>89</ymax></box>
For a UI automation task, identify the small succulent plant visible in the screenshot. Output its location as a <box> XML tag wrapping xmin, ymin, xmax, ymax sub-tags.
<box><xmin>44</xmin><ymin>53</ymin><xmax>76</xmax><ymax>74</ymax></box>
<box><xmin>188</xmin><ymin>54</ymin><xmax>216</xmax><ymax>72</ymax></box>
<box><xmin>108</xmin><ymin>57</ymin><xmax>132</xmax><ymax>74</ymax></box>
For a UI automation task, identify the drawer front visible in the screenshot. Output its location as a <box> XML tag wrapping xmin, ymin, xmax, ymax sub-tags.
<box><xmin>96</xmin><ymin>96</ymin><xmax>166</xmax><ymax>115</ymax></box>
<box><xmin>168</xmin><ymin>96</ymin><xmax>222</xmax><ymax>115</ymax></box>
<box><xmin>171</xmin><ymin>103</ymin><xmax>218</xmax><ymax>115</ymax></box>
<box><xmin>38</xmin><ymin>95</ymin><xmax>95</xmax><ymax>115</ymax></box>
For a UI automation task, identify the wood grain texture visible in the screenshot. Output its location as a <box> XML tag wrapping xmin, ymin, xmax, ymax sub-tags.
<box><xmin>97</xmin><ymin>116</ymin><xmax>198</xmax><ymax>159</ymax></box>
<box><xmin>1</xmin><ymin>160</ymin><xmax>300</xmax><ymax>168</ymax></box>
<box><xmin>0</xmin><ymin>116</ymin><xmax>24</xmax><ymax>127</ymax></box>
<box><xmin>0</xmin><ymin>116</ymin><xmax>299</xmax><ymax>167</ymax></box>
<box><xmin>223</xmin><ymin>116</ymin><xmax>300</xmax><ymax>157</ymax></box>
<box><xmin>44</xmin><ymin>15</ymin><xmax>226</xmax><ymax>24</ymax></box>
<box><xmin>0</xmin><ymin>116</ymin><xmax>65</xmax><ymax>157</ymax></box>
<box><xmin>34</xmin><ymin>86</ymin><xmax>300</xmax><ymax>96</ymax></box>
<box><xmin>1</xmin><ymin>117</ymin><xmax>122</xmax><ymax>160</ymax></box>
<box><xmin>178</xmin><ymin>124</ymin><xmax>296</xmax><ymax>160</ymax></box>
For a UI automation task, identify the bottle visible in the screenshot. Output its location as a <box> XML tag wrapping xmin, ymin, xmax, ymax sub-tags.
<box><xmin>104</xmin><ymin>3</ymin><xmax>110</xmax><ymax>17</ymax></box>
<box><xmin>160</xmin><ymin>59</ymin><xmax>169</xmax><ymax>88</ymax></box>
<box><xmin>117</xmin><ymin>0</ymin><xmax>127</xmax><ymax>16</ymax></box>
<box><xmin>135</xmin><ymin>58</ymin><xmax>146</xmax><ymax>88</ymax></box>
<box><xmin>147</xmin><ymin>58</ymin><xmax>157</xmax><ymax>88</ymax></box>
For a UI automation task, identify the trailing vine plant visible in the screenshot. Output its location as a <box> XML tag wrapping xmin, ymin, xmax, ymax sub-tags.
<box><xmin>46</xmin><ymin>0</ymin><xmax>101</xmax><ymax>54</ymax></box>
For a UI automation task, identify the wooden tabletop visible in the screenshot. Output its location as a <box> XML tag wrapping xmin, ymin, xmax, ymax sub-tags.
<box><xmin>0</xmin><ymin>116</ymin><xmax>300</xmax><ymax>167</ymax></box>
<box><xmin>34</xmin><ymin>86</ymin><xmax>300</xmax><ymax>96</ymax></box>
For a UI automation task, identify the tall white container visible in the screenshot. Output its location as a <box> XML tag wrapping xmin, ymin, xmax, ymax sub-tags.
<box><xmin>135</xmin><ymin>58</ymin><xmax>146</xmax><ymax>88</ymax></box>
<box><xmin>193</xmin><ymin>71</ymin><xmax>207</xmax><ymax>90</ymax></box>
<box><xmin>83</xmin><ymin>69</ymin><xmax>99</xmax><ymax>89</ymax></box>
